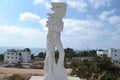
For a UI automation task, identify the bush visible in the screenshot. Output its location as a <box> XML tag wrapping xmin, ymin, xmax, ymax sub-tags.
<box><xmin>70</xmin><ymin>56</ymin><xmax>120</xmax><ymax>80</ymax></box>
<box><xmin>8</xmin><ymin>74</ymin><xmax>25</xmax><ymax>80</ymax></box>
<box><xmin>0</xmin><ymin>54</ymin><xmax>4</xmax><ymax>60</ymax></box>
<box><xmin>15</xmin><ymin>63</ymin><xmax>22</xmax><ymax>68</ymax></box>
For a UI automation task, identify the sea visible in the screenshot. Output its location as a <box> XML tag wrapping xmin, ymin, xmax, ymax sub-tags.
<box><xmin>0</xmin><ymin>47</ymin><xmax>46</xmax><ymax>55</ymax></box>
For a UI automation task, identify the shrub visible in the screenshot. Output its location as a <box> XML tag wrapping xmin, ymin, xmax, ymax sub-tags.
<box><xmin>70</xmin><ymin>56</ymin><xmax>120</xmax><ymax>80</ymax></box>
<box><xmin>8</xmin><ymin>74</ymin><xmax>25</xmax><ymax>80</ymax></box>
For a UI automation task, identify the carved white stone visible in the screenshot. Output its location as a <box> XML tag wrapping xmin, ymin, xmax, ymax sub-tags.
<box><xmin>30</xmin><ymin>76</ymin><xmax>80</xmax><ymax>80</ymax></box>
<box><xmin>44</xmin><ymin>2</ymin><xmax>68</xmax><ymax>80</ymax></box>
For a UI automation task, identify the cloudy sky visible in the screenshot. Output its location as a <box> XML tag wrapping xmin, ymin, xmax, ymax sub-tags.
<box><xmin>0</xmin><ymin>0</ymin><xmax>120</xmax><ymax>49</ymax></box>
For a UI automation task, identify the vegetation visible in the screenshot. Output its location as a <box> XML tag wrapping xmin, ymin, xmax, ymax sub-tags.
<box><xmin>15</xmin><ymin>62</ymin><xmax>22</xmax><ymax>68</ymax></box>
<box><xmin>31</xmin><ymin>54</ymin><xmax>35</xmax><ymax>60</ymax></box>
<box><xmin>24</xmin><ymin>48</ymin><xmax>31</xmax><ymax>52</ymax></box>
<box><xmin>32</xmin><ymin>47</ymin><xmax>120</xmax><ymax>80</ymax></box>
<box><xmin>8</xmin><ymin>74</ymin><xmax>25</xmax><ymax>80</ymax></box>
<box><xmin>74</xmin><ymin>50</ymin><xmax>97</xmax><ymax>57</ymax></box>
<box><xmin>38</xmin><ymin>52</ymin><xmax>46</xmax><ymax>59</ymax></box>
<box><xmin>2</xmin><ymin>47</ymin><xmax>119</xmax><ymax>80</ymax></box>
<box><xmin>33</xmin><ymin>48</ymin><xmax>97</xmax><ymax>68</ymax></box>
<box><xmin>35</xmin><ymin>48</ymin><xmax>97</xmax><ymax>59</ymax></box>
<box><xmin>71</xmin><ymin>55</ymin><xmax>120</xmax><ymax>80</ymax></box>
<box><xmin>0</xmin><ymin>54</ymin><xmax>4</xmax><ymax>60</ymax></box>
<box><xmin>64</xmin><ymin>48</ymin><xmax>75</xmax><ymax>59</ymax></box>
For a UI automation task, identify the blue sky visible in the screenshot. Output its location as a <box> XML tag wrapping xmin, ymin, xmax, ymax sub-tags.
<box><xmin>0</xmin><ymin>0</ymin><xmax>120</xmax><ymax>49</ymax></box>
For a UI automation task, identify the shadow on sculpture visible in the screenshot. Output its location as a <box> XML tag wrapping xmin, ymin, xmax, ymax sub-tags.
<box><xmin>44</xmin><ymin>2</ymin><xmax>68</xmax><ymax>80</ymax></box>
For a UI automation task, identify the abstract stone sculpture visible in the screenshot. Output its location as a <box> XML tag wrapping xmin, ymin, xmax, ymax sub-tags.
<box><xmin>44</xmin><ymin>2</ymin><xmax>68</xmax><ymax>80</ymax></box>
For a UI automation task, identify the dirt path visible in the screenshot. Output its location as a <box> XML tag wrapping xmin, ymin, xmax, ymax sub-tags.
<box><xmin>0</xmin><ymin>67</ymin><xmax>71</xmax><ymax>75</ymax></box>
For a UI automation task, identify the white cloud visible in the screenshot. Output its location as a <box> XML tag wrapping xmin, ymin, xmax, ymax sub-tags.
<box><xmin>98</xmin><ymin>9</ymin><xmax>116</xmax><ymax>21</ymax></box>
<box><xmin>33</xmin><ymin>0</ymin><xmax>44</xmax><ymax>5</ymax></box>
<box><xmin>89</xmin><ymin>0</ymin><xmax>111</xmax><ymax>9</ymax></box>
<box><xmin>109</xmin><ymin>16</ymin><xmax>120</xmax><ymax>24</ymax></box>
<box><xmin>39</xmin><ymin>18</ymin><xmax>47</xmax><ymax>27</ymax></box>
<box><xmin>63</xmin><ymin>18</ymin><xmax>104</xmax><ymax>39</ymax></box>
<box><xmin>61</xmin><ymin>18</ymin><xmax>120</xmax><ymax>49</ymax></box>
<box><xmin>66</xmin><ymin>0</ymin><xmax>88</xmax><ymax>11</ymax></box>
<box><xmin>19</xmin><ymin>12</ymin><xmax>40</xmax><ymax>21</ymax></box>
<box><xmin>64</xmin><ymin>19</ymin><xmax>119</xmax><ymax>39</ymax></box>
<box><xmin>98</xmin><ymin>9</ymin><xmax>120</xmax><ymax>26</ymax></box>
<box><xmin>33</xmin><ymin>0</ymin><xmax>51</xmax><ymax>9</ymax></box>
<box><xmin>39</xmin><ymin>18</ymin><xmax>48</xmax><ymax>31</ymax></box>
<box><xmin>52</xmin><ymin>0</ymin><xmax>61</xmax><ymax>2</ymax></box>
<box><xmin>0</xmin><ymin>25</ymin><xmax>46</xmax><ymax>47</ymax></box>
<box><xmin>44</xmin><ymin>1</ymin><xmax>51</xmax><ymax>9</ymax></box>
<box><xmin>33</xmin><ymin>0</ymin><xmax>112</xmax><ymax>11</ymax></box>
<box><xmin>66</xmin><ymin>0</ymin><xmax>111</xmax><ymax>11</ymax></box>
<box><xmin>33</xmin><ymin>0</ymin><xmax>88</xmax><ymax>10</ymax></box>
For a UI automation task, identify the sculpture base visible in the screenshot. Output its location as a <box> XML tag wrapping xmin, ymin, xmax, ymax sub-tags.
<box><xmin>30</xmin><ymin>76</ymin><xmax>80</xmax><ymax>80</ymax></box>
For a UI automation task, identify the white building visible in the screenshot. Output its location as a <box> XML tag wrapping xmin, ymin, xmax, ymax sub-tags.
<box><xmin>97</xmin><ymin>50</ymin><xmax>108</xmax><ymax>56</ymax></box>
<box><xmin>108</xmin><ymin>48</ymin><xmax>120</xmax><ymax>63</ymax></box>
<box><xmin>4</xmin><ymin>48</ymin><xmax>31</xmax><ymax>63</ymax></box>
<box><xmin>97</xmin><ymin>48</ymin><xmax>120</xmax><ymax>63</ymax></box>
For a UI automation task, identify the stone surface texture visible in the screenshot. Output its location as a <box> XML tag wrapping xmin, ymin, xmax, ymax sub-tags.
<box><xmin>44</xmin><ymin>2</ymin><xmax>68</xmax><ymax>80</ymax></box>
<box><xmin>30</xmin><ymin>76</ymin><xmax>80</xmax><ymax>80</ymax></box>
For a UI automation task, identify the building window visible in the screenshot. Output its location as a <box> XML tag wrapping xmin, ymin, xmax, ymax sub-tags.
<box><xmin>16</xmin><ymin>57</ymin><xmax>18</xmax><ymax>59</ymax></box>
<box><xmin>114</xmin><ymin>54</ymin><xmax>117</xmax><ymax>56</ymax></box>
<box><xmin>12</xmin><ymin>53</ymin><xmax>14</xmax><ymax>55</ymax></box>
<box><xmin>111</xmin><ymin>50</ymin><xmax>113</xmax><ymax>52</ymax></box>
<box><xmin>7</xmin><ymin>56</ymin><xmax>9</xmax><ymax>58</ymax></box>
<box><xmin>19</xmin><ymin>53</ymin><xmax>21</xmax><ymax>56</ymax></box>
<box><xmin>7</xmin><ymin>53</ymin><xmax>9</xmax><ymax>55</ymax></box>
<box><xmin>12</xmin><ymin>57</ymin><xmax>13</xmax><ymax>59</ymax></box>
<box><xmin>115</xmin><ymin>50</ymin><xmax>117</xmax><ymax>52</ymax></box>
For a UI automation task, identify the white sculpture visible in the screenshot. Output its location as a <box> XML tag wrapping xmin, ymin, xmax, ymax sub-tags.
<box><xmin>44</xmin><ymin>2</ymin><xmax>68</xmax><ymax>80</ymax></box>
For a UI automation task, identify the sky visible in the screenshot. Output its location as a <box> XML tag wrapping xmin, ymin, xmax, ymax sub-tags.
<box><xmin>0</xmin><ymin>0</ymin><xmax>120</xmax><ymax>50</ymax></box>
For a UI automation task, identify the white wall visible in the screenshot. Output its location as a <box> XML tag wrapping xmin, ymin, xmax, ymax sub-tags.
<box><xmin>4</xmin><ymin>49</ymin><xmax>31</xmax><ymax>63</ymax></box>
<box><xmin>97</xmin><ymin>48</ymin><xmax>120</xmax><ymax>63</ymax></box>
<box><xmin>109</xmin><ymin>48</ymin><xmax>120</xmax><ymax>62</ymax></box>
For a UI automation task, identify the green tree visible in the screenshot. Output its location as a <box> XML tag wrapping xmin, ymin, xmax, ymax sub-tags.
<box><xmin>31</xmin><ymin>54</ymin><xmax>35</xmax><ymax>60</ymax></box>
<box><xmin>75</xmin><ymin>50</ymin><xmax>97</xmax><ymax>57</ymax></box>
<box><xmin>64</xmin><ymin>48</ymin><xmax>75</xmax><ymax>59</ymax></box>
<box><xmin>24</xmin><ymin>48</ymin><xmax>31</xmax><ymax>52</ymax></box>
<box><xmin>54</xmin><ymin>48</ymin><xmax>75</xmax><ymax>63</ymax></box>
<box><xmin>0</xmin><ymin>54</ymin><xmax>4</xmax><ymax>60</ymax></box>
<box><xmin>38</xmin><ymin>52</ymin><xmax>45</xmax><ymax>59</ymax></box>
<box><xmin>89</xmin><ymin>50</ymin><xmax>97</xmax><ymax>57</ymax></box>
<box><xmin>71</xmin><ymin>59</ymin><xmax>96</xmax><ymax>80</ymax></box>
<box><xmin>71</xmin><ymin>56</ymin><xmax>120</xmax><ymax>80</ymax></box>
<box><xmin>55</xmin><ymin>50</ymin><xmax>59</xmax><ymax>63</ymax></box>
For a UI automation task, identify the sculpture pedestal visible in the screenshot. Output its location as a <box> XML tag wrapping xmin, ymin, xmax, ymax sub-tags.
<box><xmin>30</xmin><ymin>76</ymin><xmax>80</xmax><ymax>80</ymax></box>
